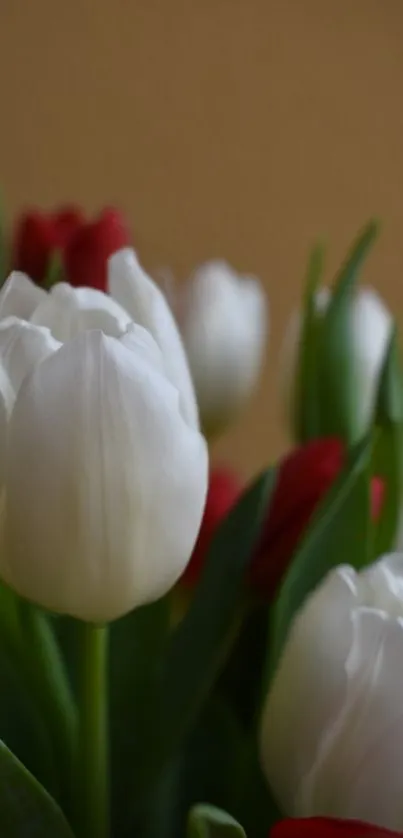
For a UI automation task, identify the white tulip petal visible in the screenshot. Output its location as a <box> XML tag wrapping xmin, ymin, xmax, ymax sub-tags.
<box><xmin>30</xmin><ymin>283</ymin><xmax>132</xmax><ymax>342</ymax></box>
<box><xmin>0</xmin><ymin>317</ymin><xmax>60</xmax><ymax>397</ymax></box>
<box><xmin>2</xmin><ymin>329</ymin><xmax>208</xmax><ymax>622</ymax></box>
<box><xmin>0</xmin><ymin>366</ymin><xmax>13</xmax><ymax>487</ymax></box>
<box><xmin>260</xmin><ymin>566</ymin><xmax>357</xmax><ymax>813</ymax></box>
<box><xmin>180</xmin><ymin>260</ymin><xmax>268</xmax><ymax>434</ymax></box>
<box><xmin>0</xmin><ymin>272</ymin><xmax>47</xmax><ymax>321</ymax></box>
<box><xmin>108</xmin><ymin>249</ymin><xmax>199</xmax><ymax>429</ymax></box>
<box><xmin>352</xmin><ymin>289</ymin><xmax>391</xmax><ymax>434</ymax></box>
<box><xmin>120</xmin><ymin>323</ymin><xmax>165</xmax><ymax>374</ymax></box>
<box><xmin>299</xmin><ymin>609</ymin><xmax>403</xmax><ymax>831</ymax></box>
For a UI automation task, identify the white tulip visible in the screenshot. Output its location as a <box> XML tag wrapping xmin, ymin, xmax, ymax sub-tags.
<box><xmin>0</xmin><ymin>269</ymin><xmax>208</xmax><ymax>622</ymax></box>
<box><xmin>178</xmin><ymin>261</ymin><xmax>268</xmax><ymax>436</ymax></box>
<box><xmin>282</xmin><ymin>287</ymin><xmax>392</xmax><ymax>439</ymax></box>
<box><xmin>260</xmin><ymin>554</ymin><xmax>403</xmax><ymax>832</ymax></box>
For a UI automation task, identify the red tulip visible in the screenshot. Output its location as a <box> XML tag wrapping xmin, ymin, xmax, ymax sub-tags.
<box><xmin>250</xmin><ymin>438</ymin><xmax>384</xmax><ymax>597</ymax></box>
<box><xmin>64</xmin><ymin>208</ymin><xmax>130</xmax><ymax>292</ymax></box>
<box><xmin>270</xmin><ymin>817</ymin><xmax>400</xmax><ymax>837</ymax></box>
<box><xmin>182</xmin><ymin>440</ymin><xmax>384</xmax><ymax>598</ymax></box>
<box><xmin>13</xmin><ymin>206</ymin><xmax>84</xmax><ymax>283</ymax></box>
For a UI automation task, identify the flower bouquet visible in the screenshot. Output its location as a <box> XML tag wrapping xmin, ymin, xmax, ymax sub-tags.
<box><xmin>0</xmin><ymin>207</ymin><xmax>399</xmax><ymax>838</ymax></box>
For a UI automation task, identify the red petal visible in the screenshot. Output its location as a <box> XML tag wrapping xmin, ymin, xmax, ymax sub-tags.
<box><xmin>13</xmin><ymin>211</ymin><xmax>58</xmax><ymax>283</ymax></box>
<box><xmin>53</xmin><ymin>206</ymin><xmax>85</xmax><ymax>247</ymax></box>
<box><xmin>64</xmin><ymin>207</ymin><xmax>131</xmax><ymax>291</ymax></box>
<box><xmin>270</xmin><ymin>818</ymin><xmax>401</xmax><ymax>837</ymax></box>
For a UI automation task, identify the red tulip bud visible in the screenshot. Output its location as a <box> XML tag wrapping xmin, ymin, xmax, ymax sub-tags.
<box><xmin>270</xmin><ymin>817</ymin><xmax>400</xmax><ymax>837</ymax></box>
<box><xmin>64</xmin><ymin>208</ymin><xmax>130</xmax><ymax>291</ymax></box>
<box><xmin>250</xmin><ymin>438</ymin><xmax>384</xmax><ymax>597</ymax></box>
<box><xmin>13</xmin><ymin>206</ymin><xmax>84</xmax><ymax>283</ymax></box>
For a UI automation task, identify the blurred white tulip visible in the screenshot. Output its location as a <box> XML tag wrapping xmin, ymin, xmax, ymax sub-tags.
<box><xmin>0</xmin><ymin>261</ymin><xmax>208</xmax><ymax>622</ymax></box>
<box><xmin>260</xmin><ymin>554</ymin><xmax>403</xmax><ymax>832</ymax></box>
<box><xmin>282</xmin><ymin>287</ymin><xmax>392</xmax><ymax>440</ymax></box>
<box><xmin>178</xmin><ymin>260</ymin><xmax>268</xmax><ymax>437</ymax></box>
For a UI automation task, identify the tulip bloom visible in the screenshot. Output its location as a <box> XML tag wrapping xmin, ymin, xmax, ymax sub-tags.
<box><xmin>13</xmin><ymin>206</ymin><xmax>130</xmax><ymax>290</ymax></box>
<box><xmin>282</xmin><ymin>287</ymin><xmax>392</xmax><ymax>441</ymax></box>
<box><xmin>182</xmin><ymin>441</ymin><xmax>383</xmax><ymax>600</ymax></box>
<box><xmin>270</xmin><ymin>818</ymin><xmax>400</xmax><ymax>837</ymax></box>
<box><xmin>0</xmin><ymin>252</ymin><xmax>207</xmax><ymax>622</ymax></box>
<box><xmin>179</xmin><ymin>260</ymin><xmax>268</xmax><ymax>436</ymax></box>
<box><xmin>261</xmin><ymin>554</ymin><xmax>403</xmax><ymax>832</ymax></box>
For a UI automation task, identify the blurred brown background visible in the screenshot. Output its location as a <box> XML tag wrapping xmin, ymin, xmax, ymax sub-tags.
<box><xmin>1</xmin><ymin>0</ymin><xmax>403</xmax><ymax>478</ymax></box>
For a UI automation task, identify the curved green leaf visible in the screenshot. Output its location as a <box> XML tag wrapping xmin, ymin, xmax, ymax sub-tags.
<box><xmin>319</xmin><ymin>220</ymin><xmax>379</xmax><ymax>444</ymax></box>
<box><xmin>188</xmin><ymin>804</ymin><xmax>246</xmax><ymax>838</ymax></box>
<box><xmin>0</xmin><ymin>740</ymin><xmax>74</xmax><ymax>837</ymax></box>
<box><xmin>373</xmin><ymin>329</ymin><xmax>403</xmax><ymax>555</ymax></box>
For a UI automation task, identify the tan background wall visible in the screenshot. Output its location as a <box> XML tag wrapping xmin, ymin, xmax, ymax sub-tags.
<box><xmin>1</xmin><ymin>0</ymin><xmax>403</xmax><ymax>478</ymax></box>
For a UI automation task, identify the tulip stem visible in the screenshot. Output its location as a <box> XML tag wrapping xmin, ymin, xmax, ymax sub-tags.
<box><xmin>78</xmin><ymin>623</ymin><xmax>109</xmax><ymax>838</ymax></box>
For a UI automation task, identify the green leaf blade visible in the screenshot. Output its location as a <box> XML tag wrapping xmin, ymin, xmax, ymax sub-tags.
<box><xmin>0</xmin><ymin>740</ymin><xmax>74</xmax><ymax>837</ymax></box>
<box><xmin>188</xmin><ymin>804</ymin><xmax>246</xmax><ymax>838</ymax></box>
<box><xmin>319</xmin><ymin>220</ymin><xmax>379</xmax><ymax>444</ymax></box>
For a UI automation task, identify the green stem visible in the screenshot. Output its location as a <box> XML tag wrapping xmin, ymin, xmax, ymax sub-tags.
<box><xmin>78</xmin><ymin>623</ymin><xmax>109</xmax><ymax>838</ymax></box>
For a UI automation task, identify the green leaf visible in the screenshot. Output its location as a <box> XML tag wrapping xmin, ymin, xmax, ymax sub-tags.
<box><xmin>268</xmin><ymin>436</ymin><xmax>372</xmax><ymax>678</ymax></box>
<box><xmin>373</xmin><ymin>329</ymin><xmax>403</xmax><ymax>555</ymax></box>
<box><xmin>318</xmin><ymin>220</ymin><xmax>379</xmax><ymax>444</ymax></box>
<box><xmin>0</xmin><ymin>740</ymin><xmax>74</xmax><ymax>836</ymax></box>
<box><xmin>188</xmin><ymin>804</ymin><xmax>246</xmax><ymax>838</ymax></box>
<box><xmin>294</xmin><ymin>241</ymin><xmax>325</xmax><ymax>443</ymax></box>
<box><xmin>129</xmin><ymin>469</ymin><xmax>276</xmax><ymax>817</ymax></box>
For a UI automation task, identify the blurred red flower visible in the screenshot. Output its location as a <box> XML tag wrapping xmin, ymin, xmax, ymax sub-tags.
<box><xmin>270</xmin><ymin>817</ymin><xmax>400</xmax><ymax>837</ymax></box>
<box><xmin>13</xmin><ymin>206</ymin><xmax>130</xmax><ymax>291</ymax></box>
<box><xmin>64</xmin><ymin>208</ymin><xmax>130</xmax><ymax>291</ymax></box>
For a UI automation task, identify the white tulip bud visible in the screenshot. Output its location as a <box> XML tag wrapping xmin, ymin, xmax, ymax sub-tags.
<box><xmin>178</xmin><ymin>261</ymin><xmax>268</xmax><ymax>437</ymax></box>
<box><xmin>260</xmin><ymin>554</ymin><xmax>403</xmax><ymax>832</ymax></box>
<box><xmin>282</xmin><ymin>287</ymin><xmax>392</xmax><ymax>439</ymax></box>
<box><xmin>0</xmin><ymin>269</ymin><xmax>208</xmax><ymax>622</ymax></box>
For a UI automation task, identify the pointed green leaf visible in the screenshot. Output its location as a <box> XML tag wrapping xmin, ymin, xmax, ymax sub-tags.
<box><xmin>0</xmin><ymin>740</ymin><xmax>74</xmax><ymax>836</ymax></box>
<box><xmin>294</xmin><ymin>241</ymin><xmax>325</xmax><ymax>443</ymax></box>
<box><xmin>319</xmin><ymin>220</ymin><xmax>379</xmax><ymax>444</ymax></box>
<box><xmin>188</xmin><ymin>805</ymin><xmax>246</xmax><ymax>838</ymax></box>
<box><xmin>373</xmin><ymin>329</ymin><xmax>403</xmax><ymax>555</ymax></box>
<box><xmin>268</xmin><ymin>436</ymin><xmax>372</xmax><ymax>678</ymax></box>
